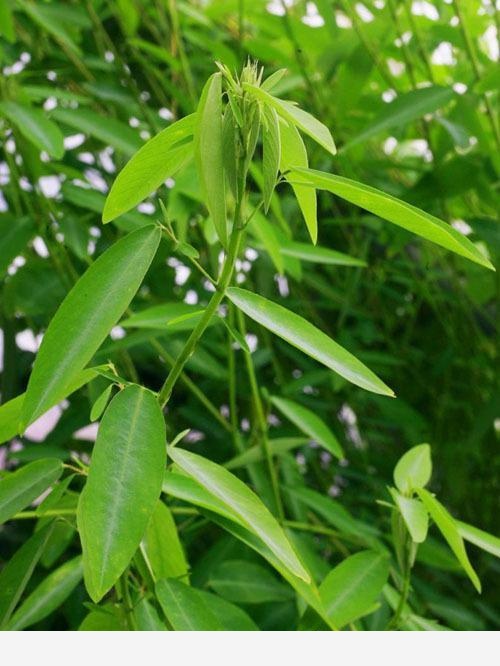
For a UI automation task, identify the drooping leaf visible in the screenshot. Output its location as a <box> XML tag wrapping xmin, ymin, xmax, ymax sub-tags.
<box><xmin>270</xmin><ymin>395</ymin><xmax>344</xmax><ymax>459</ymax></box>
<box><xmin>21</xmin><ymin>225</ymin><xmax>161</xmax><ymax>429</ymax></box>
<box><xmin>208</xmin><ymin>560</ymin><xmax>293</xmax><ymax>604</ymax></box>
<box><xmin>155</xmin><ymin>578</ymin><xmax>258</xmax><ymax>630</ymax></box>
<box><xmin>102</xmin><ymin>114</ymin><xmax>195</xmax><ymax>222</ymax></box>
<box><xmin>262</xmin><ymin>105</ymin><xmax>281</xmax><ymax>212</ymax></box>
<box><xmin>195</xmin><ymin>73</ymin><xmax>227</xmax><ymax>246</ymax></box>
<box><xmin>0</xmin><ymin>459</ymin><xmax>63</xmax><ymax>526</ymax></box>
<box><xmin>167</xmin><ymin>447</ymin><xmax>310</xmax><ymax>583</ymax></box>
<box><xmin>6</xmin><ymin>556</ymin><xmax>83</xmax><ymax>630</ymax></box>
<box><xmin>0</xmin><ymin>101</ymin><xmax>64</xmax><ymax>158</ymax></box>
<box><xmin>141</xmin><ymin>500</ymin><xmax>189</xmax><ymax>582</ymax></box>
<box><xmin>0</xmin><ymin>523</ymin><xmax>55</xmax><ymax>627</ymax></box>
<box><xmin>243</xmin><ymin>83</ymin><xmax>336</xmax><ymax>155</ymax></box>
<box><xmin>343</xmin><ymin>86</ymin><xmax>455</xmax><ymax>150</ymax></box>
<box><xmin>317</xmin><ymin>551</ymin><xmax>390</xmax><ymax>629</ymax></box>
<box><xmin>292</xmin><ymin>168</ymin><xmax>494</xmax><ymax>270</ymax></box>
<box><xmin>394</xmin><ymin>443</ymin><xmax>432</xmax><ymax>495</ymax></box>
<box><xmin>77</xmin><ymin>385</ymin><xmax>166</xmax><ymax>602</ymax></box>
<box><xmin>226</xmin><ymin>287</ymin><xmax>394</xmax><ymax>397</ymax></box>
<box><xmin>389</xmin><ymin>488</ymin><xmax>429</xmax><ymax>543</ymax></box>
<box><xmin>280</xmin><ymin>118</ymin><xmax>317</xmax><ymax>243</ymax></box>
<box><xmin>417</xmin><ymin>488</ymin><xmax>481</xmax><ymax>592</ymax></box>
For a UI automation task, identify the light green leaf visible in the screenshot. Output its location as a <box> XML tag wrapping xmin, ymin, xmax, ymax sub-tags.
<box><xmin>155</xmin><ymin>578</ymin><xmax>258</xmax><ymax>630</ymax></box>
<box><xmin>318</xmin><ymin>551</ymin><xmax>389</xmax><ymax>629</ymax></box>
<box><xmin>77</xmin><ymin>385</ymin><xmax>166</xmax><ymax>602</ymax></box>
<box><xmin>78</xmin><ymin>604</ymin><xmax>127</xmax><ymax>631</ymax></box>
<box><xmin>261</xmin><ymin>69</ymin><xmax>287</xmax><ymax>92</ymax></box>
<box><xmin>89</xmin><ymin>384</ymin><xmax>113</xmax><ymax>422</ymax></box>
<box><xmin>247</xmin><ymin>208</ymin><xmax>285</xmax><ymax>274</ymax></box>
<box><xmin>167</xmin><ymin>446</ymin><xmax>310</xmax><ymax>583</ymax></box>
<box><xmin>102</xmin><ymin>114</ymin><xmax>195</xmax><ymax>222</ymax></box>
<box><xmin>195</xmin><ymin>73</ymin><xmax>227</xmax><ymax>246</ymax></box>
<box><xmin>390</xmin><ymin>488</ymin><xmax>429</xmax><ymax>543</ymax></box>
<box><xmin>243</xmin><ymin>83</ymin><xmax>336</xmax><ymax>155</ymax></box>
<box><xmin>0</xmin><ymin>522</ymin><xmax>55</xmax><ymax>627</ymax></box>
<box><xmin>280</xmin><ymin>241</ymin><xmax>366</xmax><ymax>267</ymax></box>
<box><xmin>292</xmin><ymin>168</ymin><xmax>494</xmax><ymax>270</ymax></box>
<box><xmin>21</xmin><ymin>225</ymin><xmax>161</xmax><ymax>429</ymax></box>
<box><xmin>417</xmin><ymin>488</ymin><xmax>481</xmax><ymax>592</ymax></box>
<box><xmin>6</xmin><ymin>556</ymin><xmax>83</xmax><ymax>630</ymax></box>
<box><xmin>208</xmin><ymin>560</ymin><xmax>293</xmax><ymax>604</ymax></box>
<box><xmin>262</xmin><ymin>105</ymin><xmax>280</xmax><ymax>212</ymax></box>
<box><xmin>0</xmin><ymin>101</ymin><xmax>64</xmax><ymax>158</ymax></box>
<box><xmin>280</xmin><ymin>118</ymin><xmax>317</xmax><ymax>243</ymax></box>
<box><xmin>394</xmin><ymin>443</ymin><xmax>432</xmax><ymax>495</ymax></box>
<box><xmin>0</xmin><ymin>459</ymin><xmax>63</xmax><ymax>526</ymax></box>
<box><xmin>270</xmin><ymin>395</ymin><xmax>344</xmax><ymax>459</ymax></box>
<box><xmin>141</xmin><ymin>500</ymin><xmax>189</xmax><ymax>582</ymax></box>
<box><xmin>52</xmin><ymin>107</ymin><xmax>142</xmax><ymax>156</ymax></box>
<box><xmin>343</xmin><ymin>86</ymin><xmax>455</xmax><ymax>150</ymax></box>
<box><xmin>456</xmin><ymin>521</ymin><xmax>500</xmax><ymax>559</ymax></box>
<box><xmin>162</xmin><ymin>472</ymin><xmax>326</xmax><ymax>623</ymax></box>
<box><xmin>226</xmin><ymin>287</ymin><xmax>394</xmax><ymax>397</ymax></box>
<box><xmin>0</xmin><ymin>0</ymin><xmax>15</xmax><ymax>42</ymax></box>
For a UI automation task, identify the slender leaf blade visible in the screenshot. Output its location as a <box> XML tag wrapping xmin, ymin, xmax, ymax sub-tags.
<box><xmin>77</xmin><ymin>385</ymin><xmax>166</xmax><ymax>602</ymax></box>
<box><xmin>21</xmin><ymin>225</ymin><xmax>161</xmax><ymax>429</ymax></box>
<box><xmin>226</xmin><ymin>287</ymin><xmax>394</xmax><ymax>397</ymax></box>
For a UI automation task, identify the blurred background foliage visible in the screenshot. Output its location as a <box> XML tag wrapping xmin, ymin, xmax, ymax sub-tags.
<box><xmin>0</xmin><ymin>0</ymin><xmax>498</xmax><ymax>629</ymax></box>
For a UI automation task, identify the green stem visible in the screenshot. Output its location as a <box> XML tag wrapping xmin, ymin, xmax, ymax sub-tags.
<box><xmin>157</xmin><ymin>225</ymin><xmax>245</xmax><ymax>408</ymax></box>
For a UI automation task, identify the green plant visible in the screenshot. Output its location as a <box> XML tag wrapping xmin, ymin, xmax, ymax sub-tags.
<box><xmin>0</xmin><ymin>0</ymin><xmax>498</xmax><ymax>632</ymax></box>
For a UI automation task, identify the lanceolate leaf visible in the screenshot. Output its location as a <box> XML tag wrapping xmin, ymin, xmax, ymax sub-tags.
<box><xmin>0</xmin><ymin>459</ymin><xmax>63</xmax><ymax>526</ymax></box>
<box><xmin>102</xmin><ymin>114</ymin><xmax>195</xmax><ymax>222</ymax></box>
<box><xmin>155</xmin><ymin>578</ymin><xmax>258</xmax><ymax>631</ymax></box>
<box><xmin>195</xmin><ymin>73</ymin><xmax>227</xmax><ymax>246</ymax></box>
<box><xmin>292</xmin><ymin>168</ymin><xmax>494</xmax><ymax>270</ymax></box>
<box><xmin>52</xmin><ymin>107</ymin><xmax>142</xmax><ymax>156</ymax></box>
<box><xmin>77</xmin><ymin>385</ymin><xmax>166</xmax><ymax>602</ymax></box>
<box><xmin>226</xmin><ymin>287</ymin><xmax>394</xmax><ymax>397</ymax></box>
<box><xmin>141</xmin><ymin>500</ymin><xmax>189</xmax><ymax>582</ymax></box>
<box><xmin>343</xmin><ymin>86</ymin><xmax>455</xmax><ymax>150</ymax></box>
<box><xmin>6</xmin><ymin>556</ymin><xmax>83</xmax><ymax>630</ymax></box>
<box><xmin>243</xmin><ymin>83</ymin><xmax>336</xmax><ymax>155</ymax></box>
<box><xmin>262</xmin><ymin>105</ymin><xmax>280</xmax><ymax>212</ymax></box>
<box><xmin>280</xmin><ymin>119</ymin><xmax>317</xmax><ymax>244</ymax></box>
<box><xmin>21</xmin><ymin>225</ymin><xmax>161</xmax><ymax>429</ymax></box>
<box><xmin>270</xmin><ymin>395</ymin><xmax>344</xmax><ymax>459</ymax></box>
<box><xmin>167</xmin><ymin>447</ymin><xmax>310</xmax><ymax>583</ymax></box>
<box><xmin>456</xmin><ymin>521</ymin><xmax>500</xmax><ymax>559</ymax></box>
<box><xmin>0</xmin><ymin>101</ymin><xmax>64</xmax><ymax>158</ymax></box>
<box><xmin>280</xmin><ymin>241</ymin><xmax>366</xmax><ymax>267</ymax></box>
<box><xmin>417</xmin><ymin>488</ymin><xmax>481</xmax><ymax>592</ymax></box>
<box><xmin>0</xmin><ymin>522</ymin><xmax>55</xmax><ymax>627</ymax></box>
<box><xmin>318</xmin><ymin>551</ymin><xmax>390</xmax><ymax>629</ymax></box>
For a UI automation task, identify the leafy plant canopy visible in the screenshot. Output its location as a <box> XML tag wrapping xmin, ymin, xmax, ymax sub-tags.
<box><xmin>0</xmin><ymin>0</ymin><xmax>498</xmax><ymax>632</ymax></box>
